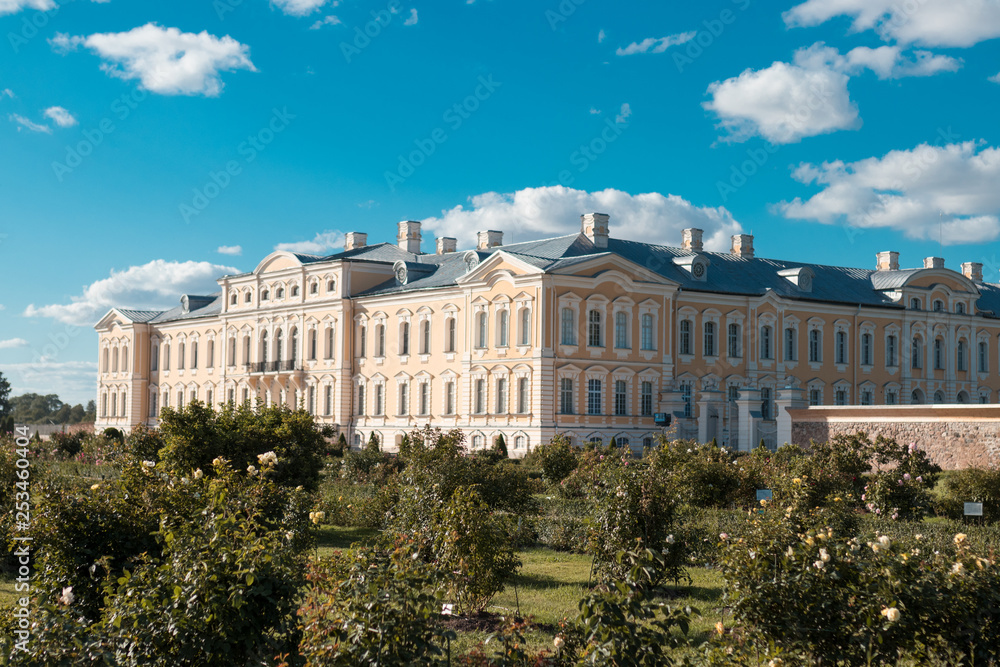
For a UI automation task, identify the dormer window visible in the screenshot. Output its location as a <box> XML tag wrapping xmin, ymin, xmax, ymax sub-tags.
<box><xmin>933</xmin><ymin>299</ymin><xmax>944</xmax><ymax>312</ymax></box>
<box><xmin>262</xmin><ymin>290</ymin><xmax>270</xmax><ymax>301</ymax></box>
<box><xmin>910</xmin><ymin>298</ymin><xmax>921</xmax><ymax>310</ymax></box>
<box><xmin>277</xmin><ymin>287</ymin><xmax>285</xmax><ymax>299</ymax></box>
<box><xmin>957</xmin><ymin>302</ymin><xmax>966</xmax><ymax>315</ymax></box>
<box><xmin>672</xmin><ymin>254</ymin><xmax>709</xmax><ymax>281</ymax></box>
<box><xmin>292</xmin><ymin>285</ymin><xmax>299</xmax><ymax>297</ymax></box>
<box><xmin>310</xmin><ymin>282</ymin><xmax>318</xmax><ymax>295</ymax></box>
<box><xmin>230</xmin><ymin>293</ymin><xmax>237</xmax><ymax>305</ymax></box>
<box><xmin>778</xmin><ymin>266</ymin><xmax>814</xmax><ymax>292</ymax></box>
<box><xmin>327</xmin><ymin>279</ymin><xmax>336</xmax><ymax>292</ymax></box>
<box><xmin>245</xmin><ymin>291</ymin><xmax>252</xmax><ymax>303</ymax></box>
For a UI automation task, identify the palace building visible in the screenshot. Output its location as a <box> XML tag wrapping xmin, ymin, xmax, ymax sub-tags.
<box><xmin>95</xmin><ymin>213</ymin><xmax>1000</xmax><ymax>453</ymax></box>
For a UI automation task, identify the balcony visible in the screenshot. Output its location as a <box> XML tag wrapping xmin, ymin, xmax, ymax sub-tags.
<box><xmin>250</xmin><ymin>360</ymin><xmax>302</xmax><ymax>374</ymax></box>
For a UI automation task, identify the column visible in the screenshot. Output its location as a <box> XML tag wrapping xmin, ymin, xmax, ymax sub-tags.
<box><xmin>776</xmin><ymin>386</ymin><xmax>806</xmax><ymax>448</ymax></box>
<box><xmin>736</xmin><ymin>388</ymin><xmax>762</xmax><ymax>453</ymax></box>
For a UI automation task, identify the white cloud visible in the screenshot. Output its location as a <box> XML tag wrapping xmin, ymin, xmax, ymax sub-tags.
<box><xmin>419</xmin><ymin>186</ymin><xmax>743</xmax><ymax>252</ymax></box>
<box><xmin>275</xmin><ymin>231</ymin><xmax>346</xmax><ymax>254</ymax></box>
<box><xmin>3</xmin><ymin>361</ymin><xmax>99</xmax><ymax>406</ymax></box>
<box><xmin>598</xmin><ymin>29</ymin><xmax>606</xmax><ymax>43</ymax></box>
<box><xmin>616</xmin><ymin>31</ymin><xmax>696</xmax><ymax>55</ymax></box>
<box><xmin>705</xmin><ymin>43</ymin><xmax>958</xmax><ymax>144</ymax></box>
<box><xmin>615</xmin><ymin>102</ymin><xmax>632</xmax><ymax>124</ymax></box>
<box><xmin>777</xmin><ymin>140</ymin><xmax>1000</xmax><ymax>245</ymax></box>
<box><xmin>0</xmin><ymin>0</ymin><xmax>107</xmax><ymax>15</ymax></box>
<box><xmin>784</xmin><ymin>0</ymin><xmax>1000</xmax><ymax>47</ymax></box>
<box><xmin>403</xmin><ymin>8</ymin><xmax>418</xmax><ymax>25</ymax></box>
<box><xmin>990</xmin><ymin>72</ymin><xmax>1000</xmax><ymax>83</ymax></box>
<box><xmin>0</xmin><ymin>338</ymin><xmax>28</xmax><ymax>349</ymax></box>
<box><xmin>0</xmin><ymin>88</ymin><xmax>14</xmax><ymax>98</ymax></box>
<box><xmin>217</xmin><ymin>245</ymin><xmax>243</xmax><ymax>256</ymax></box>
<box><xmin>23</xmin><ymin>259</ymin><xmax>238</xmax><ymax>326</ymax></box>
<box><xmin>51</xmin><ymin>23</ymin><xmax>256</xmax><ymax>97</ymax></box>
<box><xmin>309</xmin><ymin>15</ymin><xmax>342</xmax><ymax>29</ymax></box>
<box><xmin>44</xmin><ymin>106</ymin><xmax>77</xmax><ymax>127</ymax></box>
<box><xmin>273</xmin><ymin>0</ymin><xmax>328</xmax><ymax>16</ymax></box>
<box><xmin>10</xmin><ymin>114</ymin><xmax>52</xmax><ymax>133</ymax></box>
<box><xmin>589</xmin><ymin>107</ymin><xmax>601</xmax><ymax>115</ymax></box>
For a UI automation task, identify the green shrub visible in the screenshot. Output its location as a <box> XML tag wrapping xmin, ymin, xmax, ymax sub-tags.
<box><xmin>294</xmin><ymin>543</ymin><xmax>454</xmax><ymax>666</ymax></box>
<box><xmin>157</xmin><ymin>400</ymin><xmax>327</xmax><ymax>490</ymax></box>
<box><xmin>646</xmin><ymin>439</ymin><xmax>742</xmax><ymax>509</ymax></box>
<box><xmin>938</xmin><ymin>467</ymin><xmax>1000</xmax><ymax>522</ymax></box>
<box><xmin>529</xmin><ymin>434</ymin><xmax>579</xmax><ymax>485</ymax></box>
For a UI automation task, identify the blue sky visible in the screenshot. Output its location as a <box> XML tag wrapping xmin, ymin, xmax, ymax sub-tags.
<box><xmin>3</xmin><ymin>0</ymin><xmax>1000</xmax><ymax>405</ymax></box>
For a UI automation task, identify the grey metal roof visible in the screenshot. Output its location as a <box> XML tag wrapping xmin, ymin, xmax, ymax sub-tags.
<box><xmin>116</xmin><ymin>309</ymin><xmax>164</xmax><ymax>323</ymax></box>
<box><xmin>870</xmin><ymin>269</ymin><xmax>923</xmax><ymax>290</ymax></box>
<box><xmin>151</xmin><ymin>293</ymin><xmax>222</xmax><ymax>323</ymax></box>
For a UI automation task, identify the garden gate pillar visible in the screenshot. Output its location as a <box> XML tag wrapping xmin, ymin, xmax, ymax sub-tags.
<box><xmin>776</xmin><ymin>386</ymin><xmax>807</xmax><ymax>448</ymax></box>
<box><xmin>735</xmin><ymin>388</ymin><xmax>762</xmax><ymax>453</ymax></box>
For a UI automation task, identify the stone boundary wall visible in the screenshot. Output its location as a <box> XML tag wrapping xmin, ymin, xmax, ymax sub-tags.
<box><xmin>787</xmin><ymin>405</ymin><xmax>1000</xmax><ymax>470</ymax></box>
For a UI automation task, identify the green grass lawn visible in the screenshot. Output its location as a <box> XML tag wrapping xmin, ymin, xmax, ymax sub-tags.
<box><xmin>0</xmin><ymin>579</ymin><xmax>19</xmax><ymax>610</ymax></box>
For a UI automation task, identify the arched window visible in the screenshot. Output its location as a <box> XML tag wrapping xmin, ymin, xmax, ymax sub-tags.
<box><xmin>727</xmin><ymin>323</ymin><xmax>741</xmax><ymax>358</ymax></box>
<box><xmin>957</xmin><ymin>339</ymin><xmax>967</xmax><ymax>372</ymax></box>
<box><xmin>245</xmin><ymin>291</ymin><xmax>252</xmax><ymax>303</ymax></box>
<box><xmin>230</xmin><ymin>293</ymin><xmax>237</xmax><ymax>305</ymax></box>
<box><xmin>704</xmin><ymin>321</ymin><xmax>716</xmax><ymax>357</ymax></box>
<box><xmin>518</xmin><ymin>377</ymin><xmax>529</xmax><ymax>413</ymax></box>
<box><xmin>495</xmin><ymin>378</ymin><xmax>507</xmax><ymax>413</ymax></box>
<box><xmin>420</xmin><ymin>320</ymin><xmax>431</xmax><ymax>354</ymax></box>
<box><xmin>376</xmin><ymin>324</ymin><xmax>386</xmax><ymax>357</ymax></box>
<box><xmin>310</xmin><ymin>282</ymin><xmax>318</xmax><ymax>295</ymax></box>
<box><xmin>102</xmin><ymin>348</ymin><xmax>109</xmax><ymax>373</ymax></box>
<box><xmin>614</xmin><ymin>311</ymin><xmax>629</xmax><ymax>349</ymax></box>
<box><xmin>276</xmin><ymin>287</ymin><xmax>285</xmax><ymax>299</ymax></box>
<box><xmin>641</xmin><ymin>314</ymin><xmax>654</xmax><ymax>351</ymax></box>
<box><xmin>324</xmin><ymin>385</ymin><xmax>332</xmax><ymax>415</ymax></box>
<box><xmin>275</xmin><ymin>329</ymin><xmax>284</xmax><ymax>362</ymax></box>
<box><xmin>808</xmin><ymin>329</ymin><xmax>821</xmax><ymax>362</ymax></box>
<box><xmin>261</xmin><ymin>331</ymin><xmax>269</xmax><ymax>364</ymax></box>
<box><xmin>206</xmin><ymin>340</ymin><xmax>213</xmax><ymax>368</ymax></box>
<box><xmin>934</xmin><ymin>338</ymin><xmax>944</xmax><ymax>370</ymax></box>
<box><xmin>934</xmin><ymin>390</ymin><xmax>945</xmax><ymax>404</ymax></box>
<box><xmin>477</xmin><ymin>312</ymin><xmax>488</xmax><ymax>348</ymax></box>
<box><xmin>588</xmin><ymin>310</ymin><xmax>602</xmax><ymax>347</ymax></box>
<box><xmin>309</xmin><ymin>329</ymin><xmax>317</xmax><ymax>360</ymax></box>
<box><xmin>760</xmin><ymin>325</ymin><xmax>773</xmax><ymax>360</ymax></box>
<box><xmin>151</xmin><ymin>343</ymin><xmax>159</xmax><ymax>371</ymax></box>
<box><xmin>886</xmin><ymin>335</ymin><xmax>897</xmax><ymax>367</ymax></box>
<box><xmin>327</xmin><ymin>279</ymin><xmax>336</xmax><ymax>292</ymax></box>
<box><xmin>326</xmin><ymin>326</ymin><xmax>335</xmax><ymax>359</ymax></box>
<box><xmin>933</xmin><ymin>299</ymin><xmax>944</xmax><ymax>312</ymax></box>
<box><xmin>261</xmin><ymin>289</ymin><xmax>269</xmax><ymax>301</ymax></box>
<box><xmin>191</xmin><ymin>341</ymin><xmax>198</xmax><ymax>369</ymax></box>
<box><xmin>641</xmin><ymin>381</ymin><xmax>653</xmax><ymax>416</ymax></box>
<box><xmin>957</xmin><ymin>302</ymin><xmax>966</xmax><ymax>314</ymax></box>
<box><xmin>112</xmin><ymin>347</ymin><xmax>119</xmax><ymax>373</ymax></box>
<box><xmin>614</xmin><ymin>380</ymin><xmax>627</xmax><ymax>415</ymax></box>
<box><xmin>979</xmin><ymin>341</ymin><xmax>989</xmax><ymax>373</ymax></box>
<box><xmin>679</xmin><ymin>320</ymin><xmax>692</xmax><ymax>355</ymax></box>
<box><xmin>359</xmin><ymin>324</ymin><xmax>366</xmax><ymax>357</ymax></box>
<box><xmin>784</xmin><ymin>327</ymin><xmax>796</xmax><ymax>361</ymax></box>
<box><xmin>290</xmin><ymin>328</ymin><xmax>299</xmax><ymax>363</ymax></box>
<box><xmin>447</xmin><ymin>317</ymin><xmax>457</xmax><ymax>352</ymax></box>
<box><xmin>498</xmin><ymin>310</ymin><xmax>509</xmax><ymax>347</ymax></box>
<box><xmin>861</xmin><ymin>333</ymin><xmax>872</xmax><ymax>366</ymax></box>
<box><xmin>560</xmin><ymin>308</ymin><xmax>575</xmax><ymax>345</ymax></box>
<box><xmin>178</xmin><ymin>342</ymin><xmax>186</xmax><ymax>369</ymax></box>
<box><xmin>291</xmin><ymin>285</ymin><xmax>299</xmax><ymax>297</ymax></box>
<box><xmin>121</xmin><ymin>345</ymin><xmax>128</xmax><ymax>373</ymax></box>
<box><xmin>520</xmin><ymin>308</ymin><xmax>531</xmax><ymax>346</ymax></box>
<box><xmin>164</xmin><ymin>343</ymin><xmax>171</xmax><ymax>370</ymax></box>
<box><xmin>911</xmin><ymin>337</ymin><xmax>922</xmax><ymax>369</ymax></box>
<box><xmin>400</xmin><ymin>322</ymin><xmax>410</xmax><ymax>355</ymax></box>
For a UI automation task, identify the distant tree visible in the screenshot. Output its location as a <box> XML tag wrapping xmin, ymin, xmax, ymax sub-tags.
<box><xmin>0</xmin><ymin>372</ymin><xmax>10</xmax><ymax>418</ymax></box>
<box><xmin>493</xmin><ymin>434</ymin><xmax>508</xmax><ymax>458</ymax></box>
<box><xmin>367</xmin><ymin>432</ymin><xmax>382</xmax><ymax>452</ymax></box>
<box><xmin>609</xmin><ymin>436</ymin><xmax>618</xmax><ymax>450</ymax></box>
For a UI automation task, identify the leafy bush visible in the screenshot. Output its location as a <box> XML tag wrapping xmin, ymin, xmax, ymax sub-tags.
<box><xmin>646</xmin><ymin>439</ymin><xmax>742</xmax><ymax>509</ymax></box>
<box><xmin>938</xmin><ymin>467</ymin><xmax>1000</xmax><ymax>522</ymax></box>
<box><xmin>294</xmin><ymin>543</ymin><xmax>454</xmax><ymax>666</ymax></box>
<box><xmin>720</xmin><ymin>505</ymin><xmax>1000</xmax><ymax>665</ymax></box>
<box><xmin>528</xmin><ymin>434</ymin><xmax>579</xmax><ymax>485</ymax></box>
<box><xmin>157</xmin><ymin>400</ymin><xmax>327</xmax><ymax>490</ymax></box>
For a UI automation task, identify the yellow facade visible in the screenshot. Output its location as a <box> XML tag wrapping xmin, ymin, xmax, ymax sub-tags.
<box><xmin>95</xmin><ymin>216</ymin><xmax>1000</xmax><ymax>453</ymax></box>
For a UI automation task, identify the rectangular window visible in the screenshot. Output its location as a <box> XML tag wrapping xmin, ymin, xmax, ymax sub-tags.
<box><xmin>375</xmin><ymin>384</ymin><xmax>384</xmax><ymax>416</ymax></box>
<box><xmin>679</xmin><ymin>320</ymin><xmax>691</xmax><ymax>355</ymax></box>
<box><xmin>979</xmin><ymin>341</ymin><xmax>989</xmax><ymax>373</ymax></box>
<box><xmin>886</xmin><ymin>391</ymin><xmax>897</xmax><ymax>405</ymax></box>
<box><xmin>681</xmin><ymin>384</ymin><xmax>692</xmax><ymax>418</ymax></box>
<box><xmin>809</xmin><ymin>330</ymin><xmax>821</xmax><ymax>363</ymax></box>
<box><xmin>760</xmin><ymin>387</ymin><xmax>772</xmax><ymax>420</ymax></box>
<box><xmin>447</xmin><ymin>318</ymin><xmax>456</xmax><ymax>352</ymax></box>
<box><xmin>356</xmin><ymin>384</ymin><xmax>365</xmax><ymax>416</ymax></box>
<box><xmin>703</xmin><ymin>322</ymin><xmax>715</xmax><ymax>357</ymax></box>
<box><xmin>192</xmin><ymin>342</ymin><xmax>199</xmax><ymax>369</ymax></box>
<box><xmin>445</xmin><ymin>381</ymin><xmax>455</xmax><ymax>415</ymax></box>
<box><xmin>400</xmin><ymin>323</ymin><xmax>410</xmax><ymax>356</ymax></box>
<box><xmin>958</xmin><ymin>341</ymin><xmax>968</xmax><ymax>372</ymax></box>
<box><xmin>784</xmin><ymin>328</ymin><xmax>796</xmax><ymax>361</ymax></box>
<box><xmin>861</xmin><ymin>333</ymin><xmax>872</xmax><ymax>366</ymax></box>
<box><xmin>419</xmin><ymin>383</ymin><xmax>429</xmax><ymax>415</ymax></box>
<box><xmin>614</xmin><ymin>379</ymin><xmax>627</xmax><ymax>415</ymax></box>
<box><xmin>421</xmin><ymin>321</ymin><xmax>431</xmax><ymax>355</ymax></box>
<box><xmin>886</xmin><ymin>335</ymin><xmax>898</xmax><ymax>367</ymax></box>
<box><xmin>614</xmin><ymin>312</ymin><xmax>628</xmax><ymax>349</ymax></box>
<box><xmin>641</xmin><ymin>381</ymin><xmax>653</xmax><ymax>416</ymax></box>
<box><xmin>498</xmin><ymin>310</ymin><xmax>509</xmax><ymax>347</ymax></box>
<box><xmin>478</xmin><ymin>312</ymin><xmax>488</xmax><ymax>348</ymax></box>
<box><xmin>835</xmin><ymin>331</ymin><xmax>847</xmax><ymax>365</ymax></box>
<box><xmin>150</xmin><ymin>391</ymin><xmax>158</xmax><ymax>418</ymax></box>
<box><xmin>641</xmin><ymin>314</ymin><xmax>654</xmax><ymax>350</ymax></box>
<box><xmin>520</xmin><ymin>308</ymin><xmax>531</xmax><ymax>346</ymax></box>
<box><xmin>588</xmin><ymin>310</ymin><xmax>602</xmax><ymax>347</ymax></box>
<box><xmin>151</xmin><ymin>343</ymin><xmax>159</xmax><ymax>371</ymax></box>
<box><xmin>587</xmin><ymin>379</ymin><xmax>602</xmax><ymax>415</ymax></box>
<box><xmin>835</xmin><ymin>389</ymin><xmax>847</xmax><ymax>406</ymax></box>
<box><xmin>164</xmin><ymin>344</ymin><xmax>170</xmax><ymax>370</ymax></box>
<box><xmin>398</xmin><ymin>383</ymin><xmax>409</xmax><ymax>415</ymax></box>
<box><xmin>324</xmin><ymin>386</ymin><xmax>332</xmax><ymax>415</ymax></box>
<box><xmin>475</xmin><ymin>379</ymin><xmax>486</xmax><ymax>414</ymax></box>
<box><xmin>326</xmin><ymin>328</ymin><xmax>335</xmax><ymax>360</ymax></box>
<box><xmin>760</xmin><ymin>326</ymin><xmax>772</xmax><ymax>360</ymax></box>
<box><xmin>809</xmin><ymin>389</ymin><xmax>821</xmax><ymax>406</ymax></box>
<box><xmin>178</xmin><ymin>343</ymin><xmax>185</xmax><ymax>369</ymax></box>
<box><xmin>728</xmin><ymin>324</ymin><xmax>741</xmax><ymax>358</ymax></box>
<box><xmin>934</xmin><ymin>339</ymin><xmax>944</xmax><ymax>370</ymax></box>
<box><xmin>861</xmin><ymin>390</ymin><xmax>873</xmax><ymax>405</ymax></box>
<box><xmin>496</xmin><ymin>378</ymin><xmax>507</xmax><ymax>413</ymax></box>
<box><xmin>377</xmin><ymin>324</ymin><xmax>386</xmax><ymax>357</ymax></box>
<box><xmin>560</xmin><ymin>378</ymin><xmax>574</xmax><ymax>414</ymax></box>
<box><xmin>561</xmin><ymin>308</ymin><xmax>575</xmax><ymax>345</ymax></box>
<box><xmin>308</xmin><ymin>386</ymin><xmax>315</xmax><ymax>414</ymax></box>
<box><xmin>912</xmin><ymin>338</ymin><xmax>923</xmax><ymax>369</ymax></box>
<box><xmin>359</xmin><ymin>325</ymin><xmax>366</xmax><ymax>358</ymax></box>
<box><xmin>518</xmin><ymin>377</ymin><xmax>528</xmax><ymax>413</ymax></box>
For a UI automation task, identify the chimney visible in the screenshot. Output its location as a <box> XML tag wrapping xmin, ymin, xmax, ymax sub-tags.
<box><xmin>681</xmin><ymin>228</ymin><xmax>704</xmax><ymax>252</ymax></box>
<box><xmin>962</xmin><ymin>261</ymin><xmax>984</xmax><ymax>283</ymax></box>
<box><xmin>397</xmin><ymin>220</ymin><xmax>422</xmax><ymax>254</ymax></box>
<box><xmin>477</xmin><ymin>230</ymin><xmax>503</xmax><ymax>250</ymax></box>
<box><xmin>344</xmin><ymin>232</ymin><xmax>367</xmax><ymax>251</ymax></box>
<box><xmin>581</xmin><ymin>212</ymin><xmax>609</xmax><ymax>249</ymax></box>
<box><xmin>436</xmin><ymin>237</ymin><xmax>457</xmax><ymax>255</ymax></box>
<box><xmin>876</xmin><ymin>251</ymin><xmax>900</xmax><ymax>271</ymax></box>
<box><xmin>924</xmin><ymin>257</ymin><xmax>945</xmax><ymax>269</ymax></box>
<box><xmin>731</xmin><ymin>234</ymin><xmax>754</xmax><ymax>259</ymax></box>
